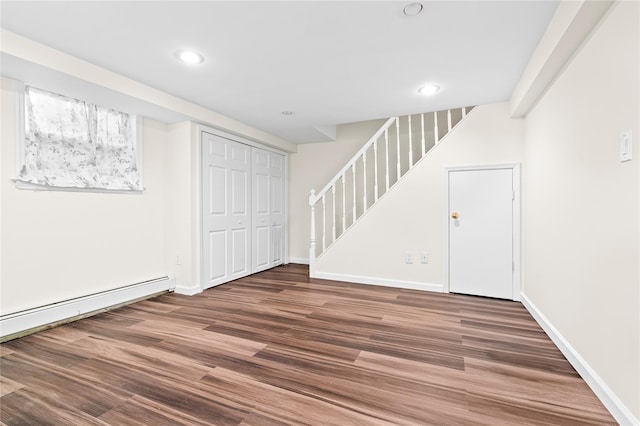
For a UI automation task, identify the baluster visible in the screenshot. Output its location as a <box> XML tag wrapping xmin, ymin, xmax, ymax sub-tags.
<box><xmin>421</xmin><ymin>113</ymin><xmax>426</xmax><ymax>156</ymax></box>
<box><xmin>342</xmin><ymin>174</ymin><xmax>346</xmax><ymax>234</ymax></box>
<box><xmin>352</xmin><ymin>163</ymin><xmax>356</xmax><ymax>223</ymax></box>
<box><xmin>408</xmin><ymin>115</ymin><xmax>413</xmax><ymax>168</ymax></box>
<box><xmin>447</xmin><ymin>109</ymin><xmax>452</xmax><ymax>132</ymax></box>
<box><xmin>434</xmin><ymin>111</ymin><xmax>439</xmax><ymax>144</ymax></box>
<box><xmin>363</xmin><ymin>151</ymin><xmax>368</xmax><ymax>211</ymax></box>
<box><xmin>322</xmin><ymin>194</ymin><xmax>326</xmax><ymax>252</ymax></box>
<box><xmin>396</xmin><ymin>117</ymin><xmax>401</xmax><ymax>181</ymax></box>
<box><xmin>462</xmin><ymin>106</ymin><xmax>467</xmax><ymax>118</ymax></box>
<box><xmin>384</xmin><ymin>128</ymin><xmax>390</xmax><ymax>191</ymax></box>
<box><xmin>309</xmin><ymin>189</ymin><xmax>316</xmax><ymax>261</ymax></box>
<box><xmin>374</xmin><ymin>139</ymin><xmax>379</xmax><ymax>202</ymax></box>
<box><xmin>332</xmin><ymin>186</ymin><xmax>336</xmax><ymax>241</ymax></box>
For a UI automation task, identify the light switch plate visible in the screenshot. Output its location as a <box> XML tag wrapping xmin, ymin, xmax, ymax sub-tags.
<box><xmin>620</xmin><ymin>130</ymin><xmax>632</xmax><ymax>162</ymax></box>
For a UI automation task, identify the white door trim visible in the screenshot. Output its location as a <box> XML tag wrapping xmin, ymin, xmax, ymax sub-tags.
<box><xmin>443</xmin><ymin>163</ymin><xmax>521</xmax><ymax>301</ymax></box>
<box><xmin>198</xmin><ymin>124</ymin><xmax>288</xmax><ymax>156</ymax></box>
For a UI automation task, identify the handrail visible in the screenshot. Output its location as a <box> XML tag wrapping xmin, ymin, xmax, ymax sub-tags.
<box><xmin>309</xmin><ymin>117</ymin><xmax>396</xmax><ymax>206</ymax></box>
<box><xmin>309</xmin><ymin>106</ymin><xmax>474</xmax><ymax>276</ymax></box>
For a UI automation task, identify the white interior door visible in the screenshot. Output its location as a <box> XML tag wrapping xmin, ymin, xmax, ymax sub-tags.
<box><xmin>202</xmin><ymin>133</ymin><xmax>251</xmax><ymax>288</ymax></box>
<box><xmin>252</xmin><ymin>148</ymin><xmax>285</xmax><ymax>273</ymax></box>
<box><xmin>269</xmin><ymin>152</ymin><xmax>285</xmax><ymax>265</ymax></box>
<box><xmin>448</xmin><ymin>167</ymin><xmax>514</xmax><ymax>299</ymax></box>
<box><xmin>252</xmin><ymin>148</ymin><xmax>271</xmax><ymax>272</ymax></box>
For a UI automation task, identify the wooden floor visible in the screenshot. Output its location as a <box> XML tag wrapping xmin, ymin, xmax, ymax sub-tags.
<box><xmin>1</xmin><ymin>264</ymin><xmax>615</xmax><ymax>425</ymax></box>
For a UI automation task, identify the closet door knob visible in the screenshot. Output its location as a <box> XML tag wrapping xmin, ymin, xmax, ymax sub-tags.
<box><xmin>451</xmin><ymin>212</ymin><xmax>459</xmax><ymax>219</ymax></box>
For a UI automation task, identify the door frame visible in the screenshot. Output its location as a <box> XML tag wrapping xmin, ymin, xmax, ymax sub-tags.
<box><xmin>443</xmin><ymin>163</ymin><xmax>521</xmax><ymax>301</ymax></box>
<box><xmin>198</xmin><ymin>124</ymin><xmax>289</xmax><ymax>292</ymax></box>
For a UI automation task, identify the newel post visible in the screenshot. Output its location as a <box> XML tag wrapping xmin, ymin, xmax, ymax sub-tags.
<box><xmin>309</xmin><ymin>189</ymin><xmax>316</xmax><ymax>277</ymax></box>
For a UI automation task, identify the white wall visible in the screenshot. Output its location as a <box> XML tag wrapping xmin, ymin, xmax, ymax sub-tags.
<box><xmin>522</xmin><ymin>1</ymin><xmax>639</xmax><ymax>421</ymax></box>
<box><xmin>315</xmin><ymin>102</ymin><xmax>524</xmax><ymax>287</ymax></box>
<box><xmin>288</xmin><ymin>118</ymin><xmax>386</xmax><ymax>262</ymax></box>
<box><xmin>1</xmin><ymin>77</ymin><xmax>167</xmax><ymax>314</ymax></box>
<box><xmin>164</xmin><ymin>122</ymin><xmax>196</xmax><ymax>292</ymax></box>
<box><xmin>164</xmin><ymin>122</ymin><xmax>202</xmax><ymax>294</ymax></box>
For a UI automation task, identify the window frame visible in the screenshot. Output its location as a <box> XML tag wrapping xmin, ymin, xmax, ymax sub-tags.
<box><xmin>14</xmin><ymin>83</ymin><xmax>144</xmax><ymax>193</ymax></box>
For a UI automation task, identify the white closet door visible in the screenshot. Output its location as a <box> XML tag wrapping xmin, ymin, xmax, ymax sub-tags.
<box><xmin>252</xmin><ymin>148</ymin><xmax>271</xmax><ymax>272</ymax></box>
<box><xmin>252</xmin><ymin>148</ymin><xmax>285</xmax><ymax>273</ymax></box>
<box><xmin>202</xmin><ymin>133</ymin><xmax>251</xmax><ymax>289</ymax></box>
<box><xmin>269</xmin><ymin>152</ymin><xmax>285</xmax><ymax>266</ymax></box>
<box><xmin>448</xmin><ymin>168</ymin><xmax>514</xmax><ymax>299</ymax></box>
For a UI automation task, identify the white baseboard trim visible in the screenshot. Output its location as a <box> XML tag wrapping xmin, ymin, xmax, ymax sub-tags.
<box><xmin>0</xmin><ymin>276</ymin><xmax>175</xmax><ymax>341</ymax></box>
<box><xmin>521</xmin><ymin>293</ymin><xmax>638</xmax><ymax>426</ymax></box>
<box><xmin>289</xmin><ymin>257</ymin><xmax>310</xmax><ymax>265</ymax></box>
<box><xmin>312</xmin><ymin>270</ymin><xmax>444</xmax><ymax>293</ymax></box>
<box><xmin>174</xmin><ymin>284</ymin><xmax>202</xmax><ymax>296</ymax></box>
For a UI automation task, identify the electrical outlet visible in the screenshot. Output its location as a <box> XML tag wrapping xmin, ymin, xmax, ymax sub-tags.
<box><xmin>405</xmin><ymin>251</ymin><xmax>414</xmax><ymax>264</ymax></box>
<box><xmin>421</xmin><ymin>252</ymin><xmax>429</xmax><ymax>264</ymax></box>
<box><xmin>620</xmin><ymin>130</ymin><xmax>632</xmax><ymax>162</ymax></box>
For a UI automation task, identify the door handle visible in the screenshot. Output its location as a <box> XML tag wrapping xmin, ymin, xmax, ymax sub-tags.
<box><xmin>451</xmin><ymin>212</ymin><xmax>459</xmax><ymax>219</ymax></box>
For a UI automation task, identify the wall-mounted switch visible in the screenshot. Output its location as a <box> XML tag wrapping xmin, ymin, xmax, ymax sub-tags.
<box><xmin>421</xmin><ymin>252</ymin><xmax>429</xmax><ymax>264</ymax></box>
<box><xmin>405</xmin><ymin>251</ymin><xmax>414</xmax><ymax>264</ymax></box>
<box><xmin>620</xmin><ymin>130</ymin><xmax>632</xmax><ymax>162</ymax></box>
<box><xmin>176</xmin><ymin>255</ymin><xmax>181</xmax><ymax>266</ymax></box>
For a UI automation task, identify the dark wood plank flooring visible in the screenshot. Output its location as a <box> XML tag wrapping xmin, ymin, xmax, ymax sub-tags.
<box><xmin>0</xmin><ymin>264</ymin><xmax>615</xmax><ymax>425</ymax></box>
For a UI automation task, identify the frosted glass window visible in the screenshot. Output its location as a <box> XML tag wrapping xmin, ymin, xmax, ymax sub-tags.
<box><xmin>17</xmin><ymin>86</ymin><xmax>142</xmax><ymax>191</ymax></box>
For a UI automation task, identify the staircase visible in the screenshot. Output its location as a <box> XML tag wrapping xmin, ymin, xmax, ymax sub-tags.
<box><xmin>308</xmin><ymin>106</ymin><xmax>475</xmax><ymax>276</ymax></box>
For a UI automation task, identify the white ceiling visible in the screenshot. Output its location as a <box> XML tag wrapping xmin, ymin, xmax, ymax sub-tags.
<box><xmin>0</xmin><ymin>1</ymin><xmax>559</xmax><ymax>144</ymax></box>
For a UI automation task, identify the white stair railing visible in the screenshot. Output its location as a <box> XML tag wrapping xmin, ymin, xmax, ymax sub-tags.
<box><xmin>309</xmin><ymin>106</ymin><xmax>474</xmax><ymax>275</ymax></box>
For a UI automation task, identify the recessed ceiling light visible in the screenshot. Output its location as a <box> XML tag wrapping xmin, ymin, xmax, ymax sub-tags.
<box><xmin>418</xmin><ymin>84</ymin><xmax>441</xmax><ymax>96</ymax></box>
<box><xmin>403</xmin><ymin>2</ymin><xmax>423</xmax><ymax>16</ymax></box>
<box><xmin>176</xmin><ymin>50</ymin><xmax>204</xmax><ymax>65</ymax></box>
<box><xmin>281</xmin><ymin>111</ymin><xmax>295</xmax><ymax>116</ymax></box>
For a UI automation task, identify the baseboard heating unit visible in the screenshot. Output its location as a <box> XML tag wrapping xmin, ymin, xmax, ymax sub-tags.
<box><xmin>0</xmin><ymin>276</ymin><xmax>175</xmax><ymax>342</ymax></box>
